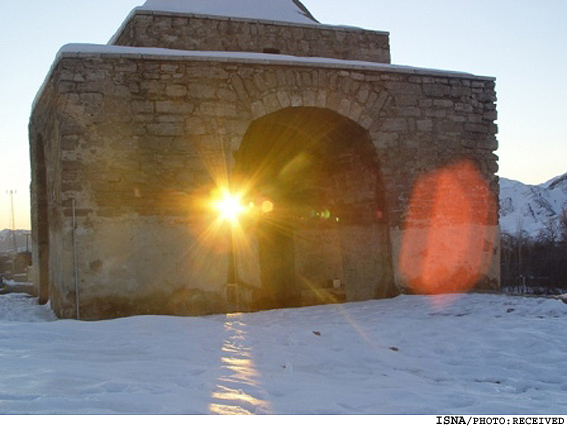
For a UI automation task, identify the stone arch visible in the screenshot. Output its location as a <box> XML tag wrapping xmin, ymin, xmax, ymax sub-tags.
<box><xmin>232</xmin><ymin>107</ymin><xmax>395</xmax><ymax>310</ymax></box>
<box><xmin>33</xmin><ymin>133</ymin><xmax>50</xmax><ymax>305</ymax></box>
<box><xmin>230</xmin><ymin>68</ymin><xmax>392</xmax><ymax>131</ymax></box>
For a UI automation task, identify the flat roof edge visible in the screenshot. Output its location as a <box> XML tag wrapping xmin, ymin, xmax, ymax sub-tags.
<box><xmin>32</xmin><ymin>44</ymin><xmax>494</xmax><ymax>113</ymax></box>
<box><xmin>108</xmin><ymin>8</ymin><xmax>388</xmax><ymax>44</ymax></box>
<box><xmin>56</xmin><ymin>44</ymin><xmax>495</xmax><ymax>81</ymax></box>
<box><xmin>131</xmin><ymin>7</ymin><xmax>385</xmax><ymax>32</ymax></box>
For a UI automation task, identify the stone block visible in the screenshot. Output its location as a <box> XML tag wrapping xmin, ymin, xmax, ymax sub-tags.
<box><xmin>132</xmin><ymin>101</ymin><xmax>154</xmax><ymax>114</ymax></box>
<box><xmin>165</xmin><ymin>85</ymin><xmax>188</xmax><ymax>98</ymax></box>
<box><xmin>416</xmin><ymin>119</ymin><xmax>433</xmax><ymax>132</ymax></box>
<box><xmin>156</xmin><ymin>101</ymin><xmax>193</xmax><ymax>114</ymax></box>
<box><xmin>438</xmin><ymin>120</ymin><xmax>463</xmax><ymax>134</ymax></box>
<box><xmin>423</xmin><ymin>83</ymin><xmax>451</xmax><ymax>97</ymax></box>
<box><xmin>381</xmin><ymin>118</ymin><xmax>408</xmax><ymax>132</ymax></box>
<box><xmin>147</xmin><ymin>123</ymin><xmax>184</xmax><ymax>136</ymax></box>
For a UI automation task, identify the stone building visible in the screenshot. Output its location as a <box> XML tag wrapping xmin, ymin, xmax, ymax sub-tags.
<box><xmin>30</xmin><ymin>0</ymin><xmax>499</xmax><ymax>320</ymax></box>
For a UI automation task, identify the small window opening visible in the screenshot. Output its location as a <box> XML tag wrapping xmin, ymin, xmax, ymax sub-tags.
<box><xmin>263</xmin><ymin>48</ymin><xmax>281</xmax><ymax>54</ymax></box>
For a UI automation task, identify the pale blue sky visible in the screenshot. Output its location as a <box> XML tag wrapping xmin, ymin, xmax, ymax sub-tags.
<box><xmin>1</xmin><ymin>0</ymin><xmax>565</xmax><ymax>228</ymax></box>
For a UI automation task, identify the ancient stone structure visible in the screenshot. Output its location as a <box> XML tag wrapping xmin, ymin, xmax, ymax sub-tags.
<box><xmin>30</xmin><ymin>0</ymin><xmax>499</xmax><ymax>320</ymax></box>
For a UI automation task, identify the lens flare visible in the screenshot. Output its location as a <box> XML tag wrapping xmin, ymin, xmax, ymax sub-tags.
<box><xmin>212</xmin><ymin>190</ymin><xmax>247</xmax><ymax>223</ymax></box>
<box><xmin>261</xmin><ymin>200</ymin><xmax>274</xmax><ymax>214</ymax></box>
<box><xmin>399</xmin><ymin>160</ymin><xmax>497</xmax><ymax>300</ymax></box>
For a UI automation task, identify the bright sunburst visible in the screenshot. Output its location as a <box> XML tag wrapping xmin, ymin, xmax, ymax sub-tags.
<box><xmin>212</xmin><ymin>190</ymin><xmax>247</xmax><ymax>223</ymax></box>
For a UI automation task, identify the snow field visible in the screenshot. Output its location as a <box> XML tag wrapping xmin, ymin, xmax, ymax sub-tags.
<box><xmin>0</xmin><ymin>293</ymin><xmax>566</xmax><ymax>415</ymax></box>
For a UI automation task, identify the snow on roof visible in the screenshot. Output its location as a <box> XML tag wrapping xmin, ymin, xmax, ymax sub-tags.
<box><xmin>137</xmin><ymin>0</ymin><xmax>318</xmax><ymax>24</ymax></box>
<box><xmin>54</xmin><ymin>43</ymin><xmax>492</xmax><ymax>80</ymax></box>
<box><xmin>33</xmin><ymin>43</ymin><xmax>493</xmax><ymax>112</ymax></box>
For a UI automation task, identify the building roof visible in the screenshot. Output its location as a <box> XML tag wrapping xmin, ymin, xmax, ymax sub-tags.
<box><xmin>137</xmin><ymin>0</ymin><xmax>318</xmax><ymax>24</ymax></box>
<box><xmin>54</xmin><ymin>43</ymin><xmax>494</xmax><ymax>81</ymax></box>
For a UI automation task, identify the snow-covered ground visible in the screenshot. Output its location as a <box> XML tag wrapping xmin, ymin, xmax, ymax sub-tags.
<box><xmin>1</xmin><ymin>292</ymin><xmax>566</xmax><ymax>415</ymax></box>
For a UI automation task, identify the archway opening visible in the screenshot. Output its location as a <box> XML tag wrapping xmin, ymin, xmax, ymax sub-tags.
<box><xmin>233</xmin><ymin>107</ymin><xmax>394</xmax><ymax>310</ymax></box>
<box><xmin>34</xmin><ymin>135</ymin><xmax>50</xmax><ymax>304</ymax></box>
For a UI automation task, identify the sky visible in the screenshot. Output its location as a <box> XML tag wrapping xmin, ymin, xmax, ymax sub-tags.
<box><xmin>0</xmin><ymin>0</ymin><xmax>565</xmax><ymax>229</ymax></box>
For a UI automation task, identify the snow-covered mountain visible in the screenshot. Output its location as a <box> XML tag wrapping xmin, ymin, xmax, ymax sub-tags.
<box><xmin>500</xmin><ymin>173</ymin><xmax>567</xmax><ymax>239</ymax></box>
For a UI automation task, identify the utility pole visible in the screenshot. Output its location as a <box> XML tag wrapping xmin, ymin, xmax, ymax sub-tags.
<box><xmin>6</xmin><ymin>190</ymin><xmax>17</xmax><ymax>253</ymax></box>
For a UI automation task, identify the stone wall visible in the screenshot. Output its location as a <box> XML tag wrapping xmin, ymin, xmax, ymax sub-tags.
<box><xmin>29</xmin><ymin>82</ymin><xmax>67</xmax><ymax>311</ymax></box>
<box><xmin>111</xmin><ymin>10</ymin><xmax>391</xmax><ymax>64</ymax></box>
<box><xmin>30</xmin><ymin>48</ymin><xmax>499</xmax><ymax>319</ymax></box>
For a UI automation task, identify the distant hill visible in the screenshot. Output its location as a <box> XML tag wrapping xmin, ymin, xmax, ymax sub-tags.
<box><xmin>500</xmin><ymin>173</ymin><xmax>567</xmax><ymax>239</ymax></box>
<box><xmin>0</xmin><ymin>229</ymin><xmax>31</xmax><ymax>254</ymax></box>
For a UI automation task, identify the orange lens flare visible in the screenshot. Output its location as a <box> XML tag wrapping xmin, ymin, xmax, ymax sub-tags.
<box><xmin>212</xmin><ymin>191</ymin><xmax>247</xmax><ymax>223</ymax></box>
<box><xmin>261</xmin><ymin>200</ymin><xmax>274</xmax><ymax>214</ymax></box>
<box><xmin>400</xmin><ymin>160</ymin><xmax>497</xmax><ymax>299</ymax></box>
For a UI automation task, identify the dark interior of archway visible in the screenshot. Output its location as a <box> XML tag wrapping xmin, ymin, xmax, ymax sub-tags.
<box><xmin>234</xmin><ymin>107</ymin><xmax>389</xmax><ymax>309</ymax></box>
<box><xmin>35</xmin><ymin>135</ymin><xmax>50</xmax><ymax>305</ymax></box>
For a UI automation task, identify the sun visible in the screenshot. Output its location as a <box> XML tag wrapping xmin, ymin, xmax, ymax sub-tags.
<box><xmin>212</xmin><ymin>190</ymin><xmax>247</xmax><ymax>223</ymax></box>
